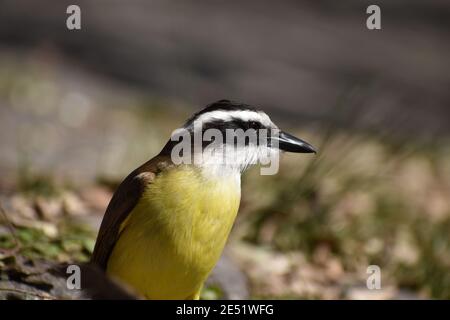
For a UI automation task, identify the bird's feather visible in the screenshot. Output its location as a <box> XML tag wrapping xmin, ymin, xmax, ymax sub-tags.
<box><xmin>105</xmin><ymin>164</ymin><xmax>241</xmax><ymax>299</ymax></box>
<box><xmin>91</xmin><ymin>154</ymin><xmax>173</xmax><ymax>269</ymax></box>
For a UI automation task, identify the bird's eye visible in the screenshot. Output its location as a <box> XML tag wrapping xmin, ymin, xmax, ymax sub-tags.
<box><xmin>248</xmin><ymin>121</ymin><xmax>260</xmax><ymax>130</ymax></box>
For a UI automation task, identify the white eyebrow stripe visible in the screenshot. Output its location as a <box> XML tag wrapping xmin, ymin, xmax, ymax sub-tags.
<box><xmin>192</xmin><ymin>110</ymin><xmax>273</xmax><ymax>127</ymax></box>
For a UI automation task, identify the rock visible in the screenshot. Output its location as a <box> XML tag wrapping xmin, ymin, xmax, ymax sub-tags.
<box><xmin>62</xmin><ymin>192</ymin><xmax>87</xmax><ymax>216</ymax></box>
<box><xmin>80</xmin><ymin>186</ymin><xmax>111</xmax><ymax>212</ymax></box>
<box><xmin>10</xmin><ymin>195</ymin><xmax>37</xmax><ymax>220</ymax></box>
<box><xmin>207</xmin><ymin>251</ymin><xmax>249</xmax><ymax>300</ymax></box>
<box><xmin>34</xmin><ymin>196</ymin><xmax>62</xmax><ymax>221</ymax></box>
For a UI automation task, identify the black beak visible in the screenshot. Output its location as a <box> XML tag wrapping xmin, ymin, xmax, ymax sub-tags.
<box><xmin>270</xmin><ymin>131</ymin><xmax>316</xmax><ymax>153</ymax></box>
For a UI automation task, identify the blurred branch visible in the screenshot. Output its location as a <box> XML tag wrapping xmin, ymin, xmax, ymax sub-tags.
<box><xmin>0</xmin><ymin>202</ymin><xmax>21</xmax><ymax>254</ymax></box>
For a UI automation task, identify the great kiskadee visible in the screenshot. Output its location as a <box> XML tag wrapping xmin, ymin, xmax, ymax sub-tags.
<box><xmin>91</xmin><ymin>99</ymin><xmax>316</xmax><ymax>299</ymax></box>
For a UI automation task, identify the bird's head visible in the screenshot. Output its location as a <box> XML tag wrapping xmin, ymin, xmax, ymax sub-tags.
<box><xmin>163</xmin><ymin>100</ymin><xmax>316</xmax><ymax>176</ymax></box>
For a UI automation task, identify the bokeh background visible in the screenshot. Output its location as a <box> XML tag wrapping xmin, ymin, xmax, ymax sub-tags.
<box><xmin>0</xmin><ymin>0</ymin><xmax>449</xmax><ymax>299</ymax></box>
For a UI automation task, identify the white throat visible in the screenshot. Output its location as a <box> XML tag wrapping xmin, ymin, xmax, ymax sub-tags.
<box><xmin>195</xmin><ymin>144</ymin><xmax>277</xmax><ymax>179</ymax></box>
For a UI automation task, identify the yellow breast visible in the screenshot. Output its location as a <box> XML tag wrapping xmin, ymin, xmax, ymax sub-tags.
<box><xmin>106</xmin><ymin>165</ymin><xmax>241</xmax><ymax>299</ymax></box>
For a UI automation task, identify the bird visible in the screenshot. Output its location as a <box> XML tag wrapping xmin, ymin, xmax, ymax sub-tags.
<box><xmin>91</xmin><ymin>99</ymin><xmax>316</xmax><ymax>299</ymax></box>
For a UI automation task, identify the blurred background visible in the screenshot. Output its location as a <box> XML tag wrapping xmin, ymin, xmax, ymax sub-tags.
<box><xmin>0</xmin><ymin>0</ymin><xmax>449</xmax><ymax>299</ymax></box>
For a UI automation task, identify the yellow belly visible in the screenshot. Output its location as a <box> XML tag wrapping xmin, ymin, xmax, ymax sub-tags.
<box><xmin>106</xmin><ymin>166</ymin><xmax>241</xmax><ymax>299</ymax></box>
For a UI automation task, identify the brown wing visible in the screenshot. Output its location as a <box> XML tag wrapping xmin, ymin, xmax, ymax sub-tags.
<box><xmin>91</xmin><ymin>154</ymin><xmax>173</xmax><ymax>269</ymax></box>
